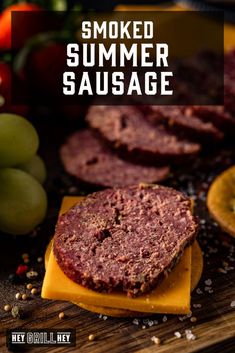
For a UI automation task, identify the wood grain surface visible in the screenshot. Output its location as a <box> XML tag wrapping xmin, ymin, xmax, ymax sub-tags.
<box><xmin>0</xmin><ymin>121</ymin><xmax>235</xmax><ymax>353</ymax></box>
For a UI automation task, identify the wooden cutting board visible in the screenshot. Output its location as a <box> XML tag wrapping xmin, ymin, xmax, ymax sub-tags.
<box><xmin>0</xmin><ymin>4</ymin><xmax>235</xmax><ymax>353</ymax></box>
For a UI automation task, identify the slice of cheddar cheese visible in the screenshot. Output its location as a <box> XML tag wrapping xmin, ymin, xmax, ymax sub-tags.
<box><xmin>44</xmin><ymin>240</ymin><xmax>202</xmax><ymax>318</ymax></box>
<box><xmin>41</xmin><ymin>196</ymin><xmax>192</xmax><ymax>314</ymax></box>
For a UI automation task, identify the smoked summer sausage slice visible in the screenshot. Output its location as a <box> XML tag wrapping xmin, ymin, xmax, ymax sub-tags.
<box><xmin>144</xmin><ymin>106</ymin><xmax>223</xmax><ymax>143</ymax></box>
<box><xmin>53</xmin><ymin>184</ymin><xmax>198</xmax><ymax>297</ymax></box>
<box><xmin>60</xmin><ymin>130</ymin><xmax>170</xmax><ymax>188</ymax></box>
<box><xmin>187</xmin><ymin>105</ymin><xmax>235</xmax><ymax>133</ymax></box>
<box><xmin>141</xmin><ymin>105</ymin><xmax>223</xmax><ymax>142</ymax></box>
<box><xmin>86</xmin><ymin>105</ymin><xmax>201</xmax><ymax>165</ymax></box>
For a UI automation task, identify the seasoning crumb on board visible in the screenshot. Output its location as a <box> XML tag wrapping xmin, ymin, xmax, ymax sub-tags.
<box><xmin>174</xmin><ymin>331</ymin><xmax>182</xmax><ymax>338</ymax></box>
<box><xmin>190</xmin><ymin>316</ymin><xmax>197</xmax><ymax>323</ymax></box>
<box><xmin>88</xmin><ymin>334</ymin><xmax>96</xmax><ymax>341</ymax></box>
<box><xmin>31</xmin><ymin>288</ymin><xmax>38</xmax><ymax>295</ymax></box>
<box><xmin>16</xmin><ymin>265</ymin><xmax>28</xmax><ymax>276</ymax></box>
<box><xmin>204</xmin><ymin>279</ymin><xmax>212</xmax><ymax>286</ymax></box>
<box><xmin>178</xmin><ymin>311</ymin><xmax>192</xmax><ymax>322</ymax></box>
<box><xmin>15</xmin><ymin>293</ymin><xmax>22</xmax><ymax>300</ymax></box>
<box><xmin>151</xmin><ymin>336</ymin><xmax>161</xmax><ymax>345</ymax></box>
<box><xmin>196</xmin><ymin>288</ymin><xmax>203</xmax><ymax>295</ymax></box>
<box><xmin>11</xmin><ymin>306</ymin><xmax>20</xmax><ymax>318</ymax></box>
<box><xmin>133</xmin><ymin>319</ymin><xmax>139</xmax><ymax>325</ymax></box>
<box><xmin>230</xmin><ymin>301</ymin><xmax>235</xmax><ymax>308</ymax></box>
<box><xmin>22</xmin><ymin>294</ymin><xmax>28</xmax><ymax>301</ymax></box>
<box><xmin>185</xmin><ymin>330</ymin><xmax>197</xmax><ymax>341</ymax></box>
<box><xmin>58</xmin><ymin>312</ymin><xmax>65</xmax><ymax>319</ymax></box>
<box><xmin>4</xmin><ymin>304</ymin><xmax>11</xmax><ymax>312</ymax></box>
<box><xmin>26</xmin><ymin>270</ymin><xmax>38</xmax><ymax>280</ymax></box>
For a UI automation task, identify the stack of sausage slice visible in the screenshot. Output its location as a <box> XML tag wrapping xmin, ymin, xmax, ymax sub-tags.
<box><xmin>60</xmin><ymin>51</ymin><xmax>235</xmax><ymax>189</ymax></box>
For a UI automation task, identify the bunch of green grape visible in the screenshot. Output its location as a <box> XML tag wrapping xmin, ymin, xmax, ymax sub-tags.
<box><xmin>0</xmin><ymin>113</ymin><xmax>47</xmax><ymax>235</ymax></box>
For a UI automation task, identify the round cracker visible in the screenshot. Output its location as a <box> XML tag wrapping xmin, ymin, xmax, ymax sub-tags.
<box><xmin>207</xmin><ymin>166</ymin><xmax>235</xmax><ymax>238</ymax></box>
<box><xmin>44</xmin><ymin>240</ymin><xmax>203</xmax><ymax>317</ymax></box>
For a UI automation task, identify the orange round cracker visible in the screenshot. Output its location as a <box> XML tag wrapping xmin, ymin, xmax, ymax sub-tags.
<box><xmin>207</xmin><ymin>165</ymin><xmax>235</xmax><ymax>238</ymax></box>
<box><xmin>44</xmin><ymin>240</ymin><xmax>203</xmax><ymax>317</ymax></box>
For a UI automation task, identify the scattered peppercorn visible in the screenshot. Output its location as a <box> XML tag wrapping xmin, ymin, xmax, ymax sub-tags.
<box><xmin>26</xmin><ymin>283</ymin><xmax>33</xmax><ymax>290</ymax></box>
<box><xmin>190</xmin><ymin>316</ymin><xmax>197</xmax><ymax>323</ymax></box>
<box><xmin>23</xmin><ymin>258</ymin><xmax>30</xmax><ymax>264</ymax></box>
<box><xmin>26</xmin><ymin>270</ymin><xmax>38</xmax><ymax>280</ymax></box>
<box><xmin>15</xmin><ymin>293</ymin><xmax>22</xmax><ymax>300</ymax></box>
<box><xmin>88</xmin><ymin>334</ymin><xmax>96</xmax><ymax>341</ymax></box>
<box><xmin>37</xmin><ymin>257</ymin><xmax>43</xmax><ymax>263</ymax></box>
<box><xmin>11</xmin><ymin>306</ymin><xmax>21</xmax><ymax>318</ymax></box>
<box><xmin>22</xmin><ymin>253</ymin><xmax>29</xmax><ymax>259</ymax></box>
<box><xmin>58</xmin><ymin>312</ymin><xmax>65</xmax><ymax>320</ymax></box>
<box><xmin>16</xmin><ymin>265</ymin><xmax>28</xmax><ymax>276</ymax></box>
<box><xmin>151</xmin><ymin>336</ymin><xmax>161</xmax><ymax>345</ymax></box>
<box><xmin>22</xmin><ymin>294</ymin><xmax>28</xmax><ymax>301</ymax></box>
<box><xmin>31</xmin><ymin>288</ymin><xmax>37</xmax><ymax>295</ymax></box>
<box><xmin>4</xmin><ymin>304</ymin><xmax>11</xmax><ymax>312</ymax></box>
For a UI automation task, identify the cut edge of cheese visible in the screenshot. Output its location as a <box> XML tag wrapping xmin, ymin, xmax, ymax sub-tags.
<box><xmin>44</xmin><ymin>240</ymin><xmax>202</xmax><ymax>318</ymax></box>
<box><xmin>44</xmin><ymin>240</ymin><xmax>202</xmax><ymax>293</ymax></box>
<box><xmin>42</xmin><ymin>246</ymin><xmax>191</xmax><ymax>314</ymax></box>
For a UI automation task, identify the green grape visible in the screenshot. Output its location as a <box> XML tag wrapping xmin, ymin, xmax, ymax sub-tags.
<box><xmin>0</xmin><ymin>113</ymin><xmax>39</xmax><ymax>167</ymax></box>
<box><xmin>17</xmin><ymin>155</ymin><xmax>47</xmax><ymax>184</ymax></box>
<box><xmin>0</xmin><ymin>168</ymin><xmax>47</xmax><ymax>235</ymax></box>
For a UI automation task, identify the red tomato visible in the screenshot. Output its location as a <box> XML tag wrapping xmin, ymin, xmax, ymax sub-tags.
<box><xmin>0</xmin><ymin>61</ymin><xmax>28</xmax><ymax>115</ymax></box>
<box><xmin>0</xmin><ymin>3</ymin><xmax>42</xmax><ymax>50</ymax></box>
<box><xmin>25</xmin><ymin>42</ymin><xmax>86</xmax><ymax>119</ymax></box>
<box><xmin>25</xmin><ymin>42</ymin><xmax>68</xmax><ymax>98</ymax></box>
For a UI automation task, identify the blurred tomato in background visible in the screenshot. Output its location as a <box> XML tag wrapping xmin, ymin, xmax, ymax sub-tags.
<box><xmin>0</xmin><ymin>1</ymin><xmax>88</xmax><ymax>120</ymax></box>
<box><xmin>21</xmin><ymin>40</ymin><xmax>87</xmax><ymax>119</ymax></box>
<box><xmin>0</xmin><ymin>61</ymin><xmax>28</xmax><ymax>115</ymax></box>
<box><xmin>0</xmin><ymin>3</ymin><xmax>42</xmax><ymax>50</ymax></box>
<box><xmin>25</xmin><ymin>42</ymin><xmax>68</xmax><ymax>97</ymax></box>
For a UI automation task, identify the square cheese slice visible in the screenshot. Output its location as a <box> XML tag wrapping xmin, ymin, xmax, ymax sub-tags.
<box><xmin>42</xmin><ymin>196</ymin><xmax>192</xmax><ymax>314</ymax></box>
